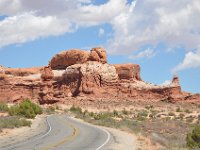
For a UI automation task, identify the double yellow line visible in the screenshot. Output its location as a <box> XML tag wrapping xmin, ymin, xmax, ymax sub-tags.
<box><xmin>41</xmin><ymin>124</ymin><xmax>79</xmax><ymax>150</ymax></box>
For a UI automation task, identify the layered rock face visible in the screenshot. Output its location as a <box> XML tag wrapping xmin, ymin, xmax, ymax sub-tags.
<box><xmin>0</xmin><ymin>47</ymin><xmax>199</xmax><ymax>104</ymax></box>
<box><xmin>62</xmin><ymin>61</ymin><xmax>118</xmax><ymax>97</ymax></box>
<box><xmin>0</xmin><ymin>70</ymin><xmax>40</xmax><ymax>103</ymax></box>
<box><xmin>39</xmin><ymin>66</ymin><xmax>59</xmax><ymax>104</ymax></box>
<box><xmin>113</xmin><ymin>64</ymin><xmax>141</xmax><ymax>80</ymax></box>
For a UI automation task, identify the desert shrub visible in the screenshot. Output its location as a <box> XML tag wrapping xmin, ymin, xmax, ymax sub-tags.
<box><xmin>113</xmin><ymin>110</ymin><xmax>119</xmax><ymax>117</ymax></box>
<box><xmin>92</xmin><ymin>117</ymin><xmax>119</xmax><ymax>128</ymax></box>
<box><xmin>94</xmin><ymin>112</ymin><xmax>113</xmax><ymax>120</ymax></box>
<box><xmin>186</xmin><ymin>125</ymin><xmax>200</xmax><ymax>148</ymax></box>
<box><xmin>164</xmin><ymin>117</ymin><xmax>171</xmax><ymax>121</ymax></box>
<box><xmin>70</xmin><ymin>105</ymin><xmax>82</xmax><ymax>114</ymax></box>
<box><xmin>179</xmin><ymin>113</ymin><xmax>185</xmax><ymax>119</ymax></box>
<box><xmin>83</xmin><ymin>110</ymin><xmax>88</xmax><ymax>115</ymax></box>
<box><xmin>122</xmin><ymin>108</ymin><xmax>128</xmax><ymax>115</ymax></box>
<box><xmin>138</xmin><ymin>110</ymin><xmax>148</xmax><ymax>117</ymax></box>
<box><xmin>185</xmin><ymin>109</ymin><xmax>192</xmax><ymax>114</ymax></box>
<box><xmin>0</xmin><ymin>102</ymin><xmax>9</xmax><ymax>112</ymax></box>
<box><xmin>8</xmin><ymin>99</ymin><xmax>42</xmax><ymax>118</ymax></box>
<box><xmin>145</xmin><ymin>105</ymin><xmax>154</xmax><ymax>110</ymax></box>
<box><xmin>89</xmin><ymin>112</ymin><xmax>94</xmax><ymax>117</ymax></box>
<box><xmin>168</xmin><ymin>112</ymin><xmax>175</xmax><ymax>116</ymax></box>
<box><xmin>0</xmin><ymin>117</ymin><xmax>31</xmax><ymax>132</ymax></box>
<box><xmin>176</xmin><ymin>107</ymin><xmax>182</xmax><ymax>112</ymax></box>
<box><xmin>135</xmin><ymin>110</ymin><xmax>148</xmax><ymax>121</ymax></box>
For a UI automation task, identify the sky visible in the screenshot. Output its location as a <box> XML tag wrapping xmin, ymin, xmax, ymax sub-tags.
<box><xmin>0</xmin><ymin>0</ymin><xmax>200</xmax><ymax>93</ymax></box>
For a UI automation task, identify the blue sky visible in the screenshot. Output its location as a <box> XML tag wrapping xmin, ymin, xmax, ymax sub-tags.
<box><xmin>0</xmin><ymin>0</ymin><xmax>200</xmax><ymax>93</ymax></box>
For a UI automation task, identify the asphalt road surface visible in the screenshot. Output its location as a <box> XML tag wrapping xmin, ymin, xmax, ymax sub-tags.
<box><xmin>1</xmin><ymin>115</ymin><xmax>111</xmax><ymax>150</ymax></box>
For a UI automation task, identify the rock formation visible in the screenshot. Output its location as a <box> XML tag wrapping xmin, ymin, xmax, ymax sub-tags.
<box><xmin>50</xmin><ymin>49</ymin><xmax>89</xmax><ymax>70</ymax></box>
<box><xmin>113</xmin><ymin>64</ymin><xmax>141</xmax><ymax>80</ymax></box>
<box><xmin>0</xmin><ymin>47</ymin><xmax>199</xmax><ymax>104</ymax></box>
<box><xmin>50</xmin><ymin>47</ymin><xmax>107</xmax><ymax>70</ymax></box>
<box><xmin>39</xmin><ymin>66</ymin><xmax>58</xmax><ymax>104</ymax></box>
<box><xmin>88</xmin><ymin>47</ymin><xmax>107</xmax><ymax>64</ymax></box>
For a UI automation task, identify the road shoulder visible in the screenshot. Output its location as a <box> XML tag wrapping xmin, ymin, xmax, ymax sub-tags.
<box><xmin>0</xmin><ymin>115</ymin><xmax>47</xmax><ymax>148</ymax></box>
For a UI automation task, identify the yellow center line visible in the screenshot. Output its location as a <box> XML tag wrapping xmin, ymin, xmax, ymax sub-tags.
<box><xmin>41</xmin><ymin>124</ymin><xmax>79</xmax><ymax>150</ymax></box>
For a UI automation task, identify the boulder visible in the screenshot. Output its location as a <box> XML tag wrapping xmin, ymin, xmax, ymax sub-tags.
<box><xmin>50</xmin><ymin>47</ymin><xmax>107</xmax><ymax>70</ymax></box>
<box><xmin>88</xmin><ymin>47</ymin><xmax>107</xmax><ymax>64</ymax></box>
<box><xmin>50</xmin><ymin>49</ymin><xmax>89</xmax><ymax>70</ymax></box>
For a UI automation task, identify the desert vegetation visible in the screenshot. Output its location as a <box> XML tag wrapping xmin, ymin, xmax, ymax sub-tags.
<box><xmin>9</xmin><ymin>99</ymin><xmax>42</xmax><ymax>118</ymax></box>
<box><xmin>0</xmin><ymin>102</ymin><xmax>9</xmax><ymax>112</ymax></box>
<box><xmin>0</xmin><ymin>117</ymin><xmax>31</xmax><ymax>132</ymax></box>
<box><xmin>0</xmin><ymin>99</ymin><xmax>42</xmax><ymax>132</ymax></box>
<box><xmin>67</xmin><ymin>103</ymin><xmax>200</xmax><ymax>149</ymax></box>
<box><xmin>186</xmin><ymin>125</ymin><xmax>200</xmax><ymax>149</ymax></box>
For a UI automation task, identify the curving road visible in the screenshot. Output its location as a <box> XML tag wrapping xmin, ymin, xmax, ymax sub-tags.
<box><xmin>1</xmin><ymin>115</ymin><xmax>111</xmax><ymax>150</ymax></box>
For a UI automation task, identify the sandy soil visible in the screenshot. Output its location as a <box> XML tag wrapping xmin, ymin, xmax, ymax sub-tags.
<box><xmin>104</xmin><ymin>127</ymin><xmax>139</xmax><ymax>150</ymax></box>
<box><xmin>0</xmin><ymin>115</ymin><xmax>48</xmax><ymax>148</ymax></box>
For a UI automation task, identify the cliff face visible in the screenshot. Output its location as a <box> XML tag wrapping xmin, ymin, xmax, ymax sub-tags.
<box><xmin>0</xmin><ymin>47</ymin><xmax>199</xmax><ymax>104</ymax></box>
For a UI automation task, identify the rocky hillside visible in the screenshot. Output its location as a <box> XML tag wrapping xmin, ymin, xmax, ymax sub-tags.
<box><xmin>0</xmin><ymin>47</ymin><xmax>199</xmax><ymax>104</ymax></box>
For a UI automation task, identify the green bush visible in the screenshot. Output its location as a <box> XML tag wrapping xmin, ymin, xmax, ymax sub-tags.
<box><xmin>70</xmin><ymin>105</ymin><xmax>82</xmax><ymax>114</ymax></box>
<box><xmin>8</xmin><ymin>99</ymin><xmax>42</xmax><ymax>119</ymax></box>
<box><xmin>186</xmin><ymin>125</ymin><xmax>200</xmax><ymax>148</ymax></box>
<box><xmin>0</xmin><ymin>102</ymin><xmax>9</xmax><ymax>112</ymax></box>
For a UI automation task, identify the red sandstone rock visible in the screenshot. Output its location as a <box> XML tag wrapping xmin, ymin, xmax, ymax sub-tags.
<box><xmin>39</xmin><ymin>66</ymin><xmax>58</xmax><ymax>104</ymax></box>
<box><xmin>113</xmin><ymin>64</ymin><xmax>141</xmax><ymax>80</ymax></box>
<box><xmin>88</xmin><ymin>47</ymin><xmax>107</xmax><ymax>64</ymax></box>
<box><xmin>4</xmin><ymin>67</ymin><xmax>42</xmax><ymax>76</ymax></box>
<box><xmin>41</xmin><ymin>66</ymin><xmax>54</xmax><ymax>81</ymax></box>
<box><xmin>50</xmin><ymin>49</ymin><xmax>89</xmax><ymax>70</ymax></box>
<box><xmin>50</xmin><ymin>47</ymin><xmax>107</xmax><ymax>70</ymax></box>
<box><xmin>0</xmin><ymin>47</ymin><xmax>199</xmax><ymax>104</ymax></box>
<box><xmin>171</xmin><ymin>75</ymin><xmax>180</xmax><ymax>86</ymax></box>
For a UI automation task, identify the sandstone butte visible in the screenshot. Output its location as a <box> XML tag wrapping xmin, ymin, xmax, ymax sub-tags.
<box><xmin>0</xmin><ymin>47</ymin><xmax>199</xmax><ymax>104</ymax></box>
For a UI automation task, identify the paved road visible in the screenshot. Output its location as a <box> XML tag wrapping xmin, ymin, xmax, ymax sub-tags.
<box><xmin>1</xmin><ymin>115</ymin><xmax>111</xmax><ymax>150</ymax></box>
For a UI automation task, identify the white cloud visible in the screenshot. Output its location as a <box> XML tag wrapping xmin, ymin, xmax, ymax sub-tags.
<box><xmin>107</xmin><ymin>0</ymin><xmax>200</xmax><ymax>55</ymax></box>
<box><xmin>72</xmin><ymin>0</ymin><xmax>128</xmax><ymax>26</ymax></box>
<box><xmin>98</xmin><ymin>28</ymin><xmax>105</xmax><ymax>37</ymax></box>
<box><xmin>1</xmin><ymin>0</ymin><xmax>200</xmax><ymax>67</ymax></box>
<box><xmin>0</xmin><ymin>0</ymin><xmax>128</xmax><ymax>47</ymax></box>
<box><xmin>128</xmin><ymin>48</ymin><xmax>155</xmax><ymax>60</ymax></box>
<box><xmin>0</xmin><ymin>12</ymin><xmax>72</xmax><ymax>47</ymax></box>
<box><xmin>173</xmin><ymin>49</ymin><xmax>200</xmax><ymax>72</ymax></box>
<box><xmin>160</xmin><ymin>80</ymin><xmax>171</xmax><ymax>86</ymax></box>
